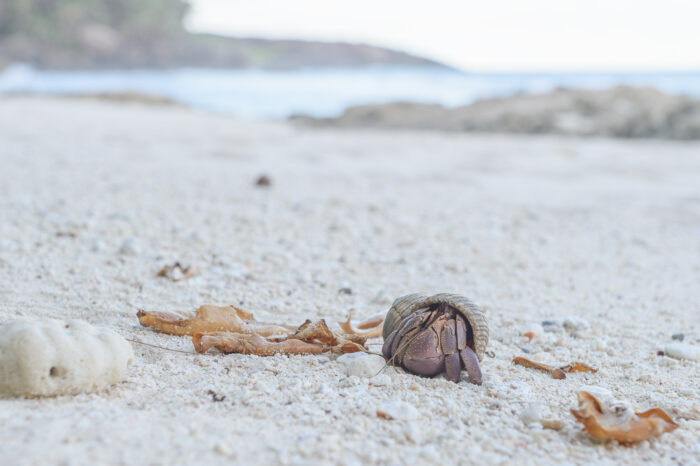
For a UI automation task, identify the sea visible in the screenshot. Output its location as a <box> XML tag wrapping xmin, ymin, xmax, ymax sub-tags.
<box><xmin>1</xmin><ymin>64</ymin><xmax>699</xmax><ymax>119</ymax></box>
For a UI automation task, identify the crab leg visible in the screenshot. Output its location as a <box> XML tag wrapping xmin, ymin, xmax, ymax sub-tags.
<box><xmin>460</xmin><ymin>346</ymin><xmax>482</xmax><ymax>385</ymax></box>
<box><xmin>440</xmin><ymin>317</ymin><xmax>462</xmax><ymax>383</ymax></box>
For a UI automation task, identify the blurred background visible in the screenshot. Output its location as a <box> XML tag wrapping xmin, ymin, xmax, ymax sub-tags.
<box><xmin>1</xmin><ymin>0</ymin><xmax>700</xmax><ymax>136</ymax></box>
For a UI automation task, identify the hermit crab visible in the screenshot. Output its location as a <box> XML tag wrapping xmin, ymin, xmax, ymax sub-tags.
<box><xmin>382</xmin><ymin>293</ymin><xmax>488</xmax><ymax>384</ymax></box>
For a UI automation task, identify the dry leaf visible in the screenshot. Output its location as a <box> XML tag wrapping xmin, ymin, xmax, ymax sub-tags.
<box><xmin>513</xmin><ymin>356</ymin><xmax>566</xmax><ymax>379</ymax></box>
<box><xmin>540</xmin><ymin>419</ymin><xmax>565</xmax><ymax>430</ymax></box>
<box><xmin>193</xmin><ymin>319</ymin><xmax>368</xmax><ymax>355</ymax></box>
<box><xmin>193</xmin><ymin>332</ymin><xmax>326</xmax><ymax>355</ymax></box>
<box><xmin>338</xmin><ymin>311</ymin><xmax>384</xmax><ymax>338</ymax></box>
<box><xmin>560</xmin><ymin>362</ymin><xmax>598</xmax><ymax>374</ymax></box>
<box><xmin>571</xmin><ymin>391</ymin><xmax>678</xmax><ymax>444</ymax></box>
<box><xmin>137</xmin><ymin>304</ymin><xmax>293</xmax><ymax>336</ymax></box>
<box><xmin>157</xmin><ymin>262</ymin><xmax>197</xmax><ymax>281</ymax></box>
<box><xmin>513</xmin><ymin>357</ymin><xmax>598</xmax><ymax>379</ymax></box>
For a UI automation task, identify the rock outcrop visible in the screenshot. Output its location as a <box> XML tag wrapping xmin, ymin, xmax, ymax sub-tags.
<box><xmin>294</xmin><ymin>86</ymin><xmax>700</xmax><ymax>140</ymax></box>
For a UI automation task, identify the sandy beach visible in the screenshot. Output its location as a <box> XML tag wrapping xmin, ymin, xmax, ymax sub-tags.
<box><xmin>0</xmin><ymin>96</ymin><xmax>698</xmax><ymax>465</ymax></box>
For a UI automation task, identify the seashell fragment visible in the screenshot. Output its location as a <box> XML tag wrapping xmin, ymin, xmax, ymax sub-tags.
<box><xmin>0</xmin><ymin>318</ymin><xmax>133</xmax><ymax>397</ymax></box>
<box><xmin>570</xmin><ymin>390</ymin><xmax>678</xmax><ymax>444</ymax></box>
<box><xmin>663</xmin><ymin>342</ymin><xmax>700</xmax><ymax>361</ymax></box>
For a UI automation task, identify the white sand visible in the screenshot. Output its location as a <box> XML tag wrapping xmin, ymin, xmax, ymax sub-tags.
<box><xmin>0</xmin><ymin>97</ymin><xmax>698</xmax><ymax>465</ymax></box>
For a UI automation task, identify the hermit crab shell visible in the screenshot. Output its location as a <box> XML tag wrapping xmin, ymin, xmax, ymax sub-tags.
<box><xmin>382</xmin><ymin>293</ymin><xmax>489</xmax><ymax>360</ymax></box>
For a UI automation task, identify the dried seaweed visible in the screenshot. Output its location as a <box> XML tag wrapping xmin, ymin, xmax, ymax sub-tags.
<box><xmin>338</xmin><ymin>311</ymin><xmax>384</xmax><ymax>338</ymax></box>
<box><xmin>157</xmin><ymin>262</ymin><xmax>197</xmax><ymax>281</ymax></box>
<box><xmin>571</xmin><ymin>391</ymin><xmax>678</xmax><ymax>444</ymax></box>
<box><xmin>513</xmin><ymin>356</ymin><xmax>566</xmax><ymax>379</ymax></box>
<box><xmin>138</xmin><ymin>305</ymin><xmax>370</xmax><ymax>356</ymax></box>
<box><xmin>513</xmin><ymin>356</ymin><xmax>597</xmax><ymax>379</ymax></box>
<box><xmin>193</xmin><ymin>319</ymin><xmax>367</xmax><ymax>355</ymax></box>
<box><xmin>137</xmin><ymin>304</ymin><xmax>293</xmax><ymax>336</ymax></box>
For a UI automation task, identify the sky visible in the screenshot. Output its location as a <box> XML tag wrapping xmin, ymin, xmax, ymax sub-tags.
<box><xmin>187</xmin><ymin>0</ymin><xmax>700</xmax><ymax>72</ymax></box>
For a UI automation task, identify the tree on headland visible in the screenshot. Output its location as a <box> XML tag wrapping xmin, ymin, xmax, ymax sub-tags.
<box><xmin>0</xmin><ymin>0</ymin><xmax>446</xmax><ymax>70</ymax></box>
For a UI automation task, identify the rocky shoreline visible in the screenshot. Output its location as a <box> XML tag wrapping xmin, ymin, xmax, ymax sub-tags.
<box><xmin>293</xmin><ymin>86</ymin><xmax>700</xmax><ymax>139</ymax></box>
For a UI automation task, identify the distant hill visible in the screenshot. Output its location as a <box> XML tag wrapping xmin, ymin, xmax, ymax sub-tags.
<box><xmin>0</xmin><ymin>0</ymin><xmax>446</xmax><ymax>70</ymax></box>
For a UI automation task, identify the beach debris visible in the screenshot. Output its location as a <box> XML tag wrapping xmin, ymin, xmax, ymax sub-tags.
<box><xmin>207</xmin><ymin>389</ymin><xmax>226</xmax><ymax>402</ymax></box>
<box><xmin>338</xmin><ymin>311</ymin><xmax>384</xmax><ymax>338</ymax></box>
<box><xmin>157</xmin><ymin>262</ymin><xmax>197</xmax><ymax>281</ymax></box>
<box><xmin>338</xmin><ymin>287</ymin><xmax>353</xmax><ymax>295</ymax></box>
<box><xmin>193</xmin><ymin>319</ymin><xmax>367</xmax><ymax>355</ymax></box>
<box><xmin>137</xmin><ymin>304</ymin><xmax>293</xmax><ymax>337</ymax></box>
<box><xmin>382</xmin><ymin>293</ymin><xmax>488</xmax><ymax>385</ymax></box>
<box><xmin>337</xmin><ymin>352</ymin><xmax>386</xmax><ymax>377</ymax></box>
<box><xmin>541</xmin><ymin>419</ymin><xmax>565</xmax><ymax>430</ymax></box>
<box><xmin>138</xmin><ymin>305</ymin><xmax>375</xmax><ymax>357</ymax></box>
<box><xmin>571</xmin><ymin>389</ymin><xmax>678</xmax><ymax>444</ymax></box>
<box><xmin>376</xmin><ymin>400</ymin><xmax>419</xmax><ymax>421</ymax></box>
<box><xmin>512</xmin><ymin>356</ymin><xmax>597</xmax><ymax>379</ymax></box>
<box><xmin>519</xmin><ymin>403</ymin><xmax>564</xmax><ymax>430</ymax></box>
<box><xmin>119</xmin><ymin>237</ymin><xmax>141</xmax><ymax>255</ymax></box>
<box><xmin>255</xmin><ymin>174</ymin><xmax>272</xmax><ymax>187</ymax></box>
<box><xmin>541</xmin><ymin>316</ymin><xmax>588</xmax><ymax>332</ymax></box>
<box><xmin>0</xmin><ymin>319</ymin><xmax>133</xmax><ymax>397</ymax></box>
<box><xmin>663</xmin><ymin>342</ymin><xmax>700</xmax><ymax>361</ymax></box>
<box><xmin>671</xmin><ymin>333</ymin><xmax>684</xmax><ymax>341</ymax></box>
<box><xmin>522</xmin><ymin>323</ymin><xmax>543</xmax><ymax>342</ymax></box>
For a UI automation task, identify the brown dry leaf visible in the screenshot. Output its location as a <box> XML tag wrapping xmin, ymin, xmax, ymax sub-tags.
<box><xmin>193</xmin><ymin>332</ymin><xmax>326</xmax><ymax>355</ymax></box>
<box><xmin>137</xmin><ymin>304</ymin><xmax>293</xmax><ymax>336</ymax></box>
<box><xmin>338</xmin><ymin>311</ymin><xmax>384</xmax><ymax>338</ymax></box>
<box><xmin>157</xmin><ymin>262</ymin><xmax>197</xmax><ymax>281</ymax></box>
<box><xmin>571</xmin><ymin>391</ymin><xmax>678</xmax><ymax>444</ymax></box>
<box><xmin>540</xmin><ymin>419</ymin><xmax>565</xmax><ymax>430</ymax></box>
<box><xmin>560</xmin><ymin>362</ymin><xmax>598</xmax><ymax>374</ymax></box>
<box><xmin>193</xmin><ymin>318</ymin><xmax>369</xmax><ymax>356</ymax></box>
<box><xmin>290</xmin><ymin>319</ymin><xmax>338</xmax><ymax>345</ymax></box>
<box><xmin>513</xmin><ymin>356</ymin><xmax>566</xmax><ymax>379</ymax></box>
<box><xmin>376</xmin><ymin>410</ymin><xmax>394</xmax><ymax>420</ymax></box>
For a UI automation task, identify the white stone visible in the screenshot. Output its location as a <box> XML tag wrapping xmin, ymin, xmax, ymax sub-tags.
<box><xmin>370</xmin><ymin>374</ymin><xmax>392</xmax><ymax>386</ymax></box>
<box><xmin>0</xmin><ymin>319</ymin><xmax>134</xmax><ymax>397</ymax></box>
<box><xmin>376</xmin><ymin>400</ymin><xmax>419</xmax><ymax>420</ymax></box>
<box><xmin>519</xmin><ymin>403</ymin><xmax>542</xmax><ymax>425</ymax></box>
<box><xmin>562</xmin><ymin>316</ymin><xmax>589</xmax><ymax>330</ymax></box>
<box><xmin>664</xmin><ymin>343</ymin><xmax>700</xmax><ymax>361</ymax></box>
<box><xmin>336</xmin><ymin>352</ymin><xmax>386</xmax><ymax>378</ymax></box>
<box><xmin>118</xmin><ymin>237</ymin><xmax>141</xmax><ymax>255</ymax></box>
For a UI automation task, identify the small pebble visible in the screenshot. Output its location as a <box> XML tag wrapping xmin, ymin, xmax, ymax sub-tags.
<box><xmin>671</xmin><ymin>333</ymin><xmax>685</xmax><ymax>341</ymax></box>
<box><xmin>376</xmin><ymin>400</ymin><xmax>419</xmax><ymax>421</ymax></box>
<box><xmin>519</xmin><ymin>403</ymin><xmax>542</xmax><ymax>425</ymax></box>
<box><xmin>562</xmin><ymin>316</ymin><xmax>588</xmax><ymax>331</ymax></box>
<box><xmin>370</xmin><ymin>374</ymin><xmax>391</xmax><ymax>386</ymax></box>
<box><xmin>664</xmin><ymin>343</ymin><xmax>700</xmax><ymax>361</ymax></box>
<box><xmin>338</xmin><ymin>287</ymin><xmax>353</xmax><ymax>295</ymax></box>
<box><xmin>336</xmin><ymin>352</ymin><xmax>386</xmax><ymax>378</ymax></box>
<box><xmin>255</xmin><ymin>175</ymin><xmax>272</xmax><ymax>187</ymax></box>
<box><xmin>213</xmin><ymin>442</ymin><xmax>232</xmax><ymax>456</ymax></box>
<box><xmin>522</xmin><ymin>323</ymin><xmax>544</xmax><ymax>341</ymax></box>
<box><xmin>118</xmin><ymin>237</ymin><xmax>141</xmax><ymax>255</ymax></box>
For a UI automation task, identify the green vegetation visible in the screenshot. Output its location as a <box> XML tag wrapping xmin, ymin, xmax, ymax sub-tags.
<box><xmin>0</xmin><ymin>0</ymin><xmax>445</xmax><ymax>69</ymax></box>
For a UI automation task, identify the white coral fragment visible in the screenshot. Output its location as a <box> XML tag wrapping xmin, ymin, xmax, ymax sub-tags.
<box><xmin>0</xmin><ymin>319</ymin><xmax>134</xmax><ymax>397</ymax></box>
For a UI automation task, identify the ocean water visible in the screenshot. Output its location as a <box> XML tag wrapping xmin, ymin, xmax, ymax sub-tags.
<box><xmin>2</xmin><ymin>65</ymin><xmax>700</xmax><ymax>119</ymax></box>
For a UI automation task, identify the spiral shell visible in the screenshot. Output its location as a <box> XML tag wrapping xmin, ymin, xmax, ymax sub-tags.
<box><xmin>382</xmin><ymin>293</ymin><xmax>489</xmax><ymax>360</ymax></box>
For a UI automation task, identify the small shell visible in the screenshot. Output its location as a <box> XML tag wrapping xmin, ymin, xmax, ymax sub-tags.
<box><xmin>382</xmin><ymin>293</ymin><xmax>489</xmax><ymax>360</ymax></box>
